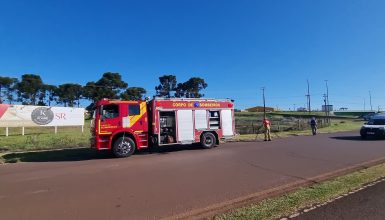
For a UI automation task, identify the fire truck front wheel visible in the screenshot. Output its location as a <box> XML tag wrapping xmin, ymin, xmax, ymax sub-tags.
<box><xmin>201</xmin><ymin>132</ymin><xmax>216</xmax><ymax>149</ymax></box>
<box><xmin>112</xmin><ymin>136</ymin><xmax>136</xmax><ymax>158</ymax></box>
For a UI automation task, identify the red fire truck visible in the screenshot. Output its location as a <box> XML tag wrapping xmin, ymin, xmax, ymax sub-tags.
<box><xmin>91</xmin><ymin>98</ymin><xmax>235</xmax><ymax>157</ymax></box>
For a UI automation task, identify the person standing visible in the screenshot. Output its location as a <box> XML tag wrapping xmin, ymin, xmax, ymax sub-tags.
<box><xmin>310</xmin><ymin>117</ymin><xmax>317</xmax><ymax>135</ymax></box>
<box><xmin>263</xmin><ymin>117</ymin><xmax>272</xmax><ymax>141</ymax></box>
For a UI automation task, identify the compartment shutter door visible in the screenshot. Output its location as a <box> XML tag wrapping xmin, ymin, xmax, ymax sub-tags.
<box><xmin>177</xmin><ymin>110</ymin><xmax>194</xmax><ymax>142</ymax></box>
<box><xmin>194</xmin><ymin>110</ymin><xmax>207</xmax><ymax>130</ymax></box>
<box><xmin>221</xmin><ymin>110</ymin><xmax>233</xmax><ymax>136</ymax></box>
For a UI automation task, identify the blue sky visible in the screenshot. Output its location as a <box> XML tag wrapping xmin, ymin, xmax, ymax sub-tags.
<box><xmin>1</xmin><ymin>0</ymin><xmax>384</xmax><ymax>110</ymax></box>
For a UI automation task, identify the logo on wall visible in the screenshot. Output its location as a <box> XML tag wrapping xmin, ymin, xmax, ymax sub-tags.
<box><xmin>194</xmin><ymin>102</ymin><xmax>200</xmax><ymax>107</ymax></box>
<box><xmin>31</xmin><ymin>107</ymin><xmax>54</xmax><ymax>125</ymax></box>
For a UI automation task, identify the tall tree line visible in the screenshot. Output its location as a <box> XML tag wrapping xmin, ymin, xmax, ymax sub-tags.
<box><xmin>155</xmin><ymin>75</ymin><xmax>207</xmax><ymax>98</ymax></box>
<box><xmin>0</xmin><ymin>73</ymin><xmax>208</xmax><ymax>107</ymax></box>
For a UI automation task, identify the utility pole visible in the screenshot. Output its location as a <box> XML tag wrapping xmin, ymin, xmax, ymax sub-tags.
<box><xmin>364</xmin><ymin>98</ymin><xmax>366</xmax><ymax>111</ymax></box>
<box><xmin>369</xmin><ymin>91</ymin><xmax>373</xmax><ymax>111</ymax></box>
<box><xmin>325</xmin><ymin>80</ymin><xmax>330</xmax><ymax>123</ymax></box>
<box><xmin>262</xmin><ymin>87</ymin><xmax>266</xmax><ymax>118</ymax></box>
<box><xmin>306</xmin><ymin>79</ymin><xmax>311</xmax><ymax>114</ymax></box>
<box><xmin>323</xmin><ymin>94</ymin><xmax>328</xmax><ymax>118</ymax></box>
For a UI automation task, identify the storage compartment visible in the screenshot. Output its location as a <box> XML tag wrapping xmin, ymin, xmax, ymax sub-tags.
<box><xmin>159</xmin><ymin>111</ymin><xmax>176</xmax><ymax>144</ymax></box>
<box><xmin>209</xmin><ymin>111</ymin><xmax>220</xmax><ymax>129</ymax></box>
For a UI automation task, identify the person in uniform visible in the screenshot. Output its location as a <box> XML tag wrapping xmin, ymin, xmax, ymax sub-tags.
<box><xmin>263</xmin><ymin>117</ymin><xmax>272</xmax><ymax>141</ymax></box>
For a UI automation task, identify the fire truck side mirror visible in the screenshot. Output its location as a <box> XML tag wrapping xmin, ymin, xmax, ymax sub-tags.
<box><xmin>101</xmin><ymin>110</ymin><xmax>108</xmax><ymax>121</ymax></box>
<box><xmin>99</xmin><ymin>106</ymin><xmax>105</xmax><ymax>121</ymax></box>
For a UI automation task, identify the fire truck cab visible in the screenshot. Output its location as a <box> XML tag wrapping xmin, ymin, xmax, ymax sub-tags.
<box><xmin>91</xmin><ymin>98</ymin><xmax>235</xmax><ymax>158</ymax></box>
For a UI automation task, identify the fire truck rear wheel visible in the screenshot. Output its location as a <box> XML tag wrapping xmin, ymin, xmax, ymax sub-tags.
<box><xmin>201</xmin><ymin>132</ymin><xmax>216</xmax><ymax>149</ymax></box>
<box><xmin>112</xmin><ymin>136</ymin><xmax>135</xmax><ymax>158</ymax></box>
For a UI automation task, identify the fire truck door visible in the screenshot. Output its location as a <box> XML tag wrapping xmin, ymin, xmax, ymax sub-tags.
<box><xmin>99</xmin><ymin>104</ymin><xmax>120</xmax><ymax>134</ymax></box>
<box><xmin>221</xmin><ymin>109</ymin><xmax>234</xmax><ymax>136</ymax></box>
<box><xmin>177</xmin><ymin>110</ymin><xmax>194</xmax><ymax>143</ymax></box>
<box><xmin>127</xmin><ymin>102</ymin><xmax>148</xmax><ymax>147</ymax></box>
<box><xmin>127</xmin><ymin>102</ymin><xmax>148</xmax><ymax>132</ymax></box>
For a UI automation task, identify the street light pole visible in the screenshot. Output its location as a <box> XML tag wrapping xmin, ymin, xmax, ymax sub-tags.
<box><xmin>369</xmin><ymin>91</ymin><xmax>373</xmax><ymax>111</ymax></box>
<box><xmin>306</xmin><ymin>79</ymin><xmax>311</xmax><ymax>115</ymax></box>
<box><xmin>323</xmin><ymin>94</ymin><xmax>328</xmax><ymax>118</ymax></box>
<box><xmin>325</xmin><ymin>80</ymin><xmax>330</xmax><ymax>123</ymax></box>
<box><xmin>262</xmin><ymin>87</ymin><xmax>266</xmax><ymax>118</ymax></box>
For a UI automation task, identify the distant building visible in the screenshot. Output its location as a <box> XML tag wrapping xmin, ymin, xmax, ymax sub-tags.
<box><xmin>322</xmin><ymin>105</ymin><xmax>333</xmax><ymax>112</ymax></box>
<box><xmin>245</xmin><ymin>106</ymin><xmax>275</xmax><ymax>112</ymax></box>
<box><xmin>297</xmin><ymin>107</ymin><xmax>307</xmax><ymax>112</ymax></box>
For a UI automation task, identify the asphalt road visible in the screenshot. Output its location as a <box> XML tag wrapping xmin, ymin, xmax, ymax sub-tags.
<box><xmin>295</xmin><ymin>179</ymin><xmax>385</xmax><ymax>220</ymax></box>
<box><xmin>1</xmin><ymin>132</ymin><xmax>385</xmax><ymax>220</ymax></box>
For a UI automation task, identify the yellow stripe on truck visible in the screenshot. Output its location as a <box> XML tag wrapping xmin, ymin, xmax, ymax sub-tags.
<box><xmin>129</xmin><ymin>102</ymin><xmax>147</xmax><ymax>127</ymax></box>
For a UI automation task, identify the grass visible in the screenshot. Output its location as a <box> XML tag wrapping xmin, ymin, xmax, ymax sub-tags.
<box><xmin>270</xmin><ymin>111</ymin><xmax>332</xmax><ymax>117</ymax></box>
<box><xmin>0</xmin><ymin>122</ymin><xmax>91</xmax><ymax>152</ymax></box>
<box><xmin>215</xmin><ymin>162</ymin><xmax>385</xmax><ymax>220</ymax></box>
<box><xmin>318</xmin><ymin>119</ymin><xmax>363</xmax><ymax>132</ymax></box>
<box><xmin>234</xmin><ymin>119</ymin><xmax>363</xmax><ymax>141</ymax></box>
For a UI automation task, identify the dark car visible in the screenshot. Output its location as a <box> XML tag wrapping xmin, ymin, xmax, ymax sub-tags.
<box><xmin>360</xmin><ymin>114</ymin><xmax>385</xmax><ymax>139</ymax></box>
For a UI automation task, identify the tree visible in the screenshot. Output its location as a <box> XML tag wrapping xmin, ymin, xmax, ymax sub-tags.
<box><xmin>0</xmin><ymin>76</ymin><xmax>18</xmax><ymax>104</ymax></box>
<box><xmin>37</xmin><ymin>90</ymin><xmax>47</xmax><ymax>106</ymax></box>
<box><xmin>56</xmin><ymin>83</ymin><xmax>83</xmax><ymax>107</ymax></box>
<box><xmin>175</xmin><ymin>83</ymin><xmax>186</xmax><ymax>98</ymax></box>
<box><xmin>16</xmin><ymin>74</ymin><xmax>44</xmax><ymax>105</ymax></box>
<box><xmin>155</xmin><ymin>75</ymin><xmax>177</xmax><ymax>98</ymax></box>
<box><xmin>75</xmin><ymin>86</ymin><xmax>83</xmax><ymax>107</ymax></box>
<box><xmin>83</xmin><ymin>81</ymin><xmax>97</xmax><ymax>102</ymax></box>
<box><xmin>120</xmin><ymin>87</ymin><xmax>146</xmax><ymax>100</ymax></box>
<box><xmin>44</xmin><ymin>84</ymin><xmax>58</xmax><ymax>106</ymax></box>
<box><xmin>176</xmin><ymin>77</ymin><xmax>208</xmax><ymax>98</ymax></box>
<box><xmin>84</xmin><ymin>72</ymin><xmax>128</xmax><ymax>103</ymax></box>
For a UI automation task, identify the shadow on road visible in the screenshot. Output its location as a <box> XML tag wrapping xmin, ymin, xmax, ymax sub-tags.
<box><xmin>1</xmin><ymin>144</ymin><xmax>205</xmax><ymax>163</ymax></box>
<box><xmin>1</xmin><ymin>148</ymin><xmax>111</xmax><ymax>163</ymax></box>
<box><xmin>330</xmin><ymin>136</ymin><xmax>384</xmax><ymax>141</ymax></box>
<box><xmin>141</xmin><ymin>144</ymin><xmax>205</xmax><ymax>155</ymax></box>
